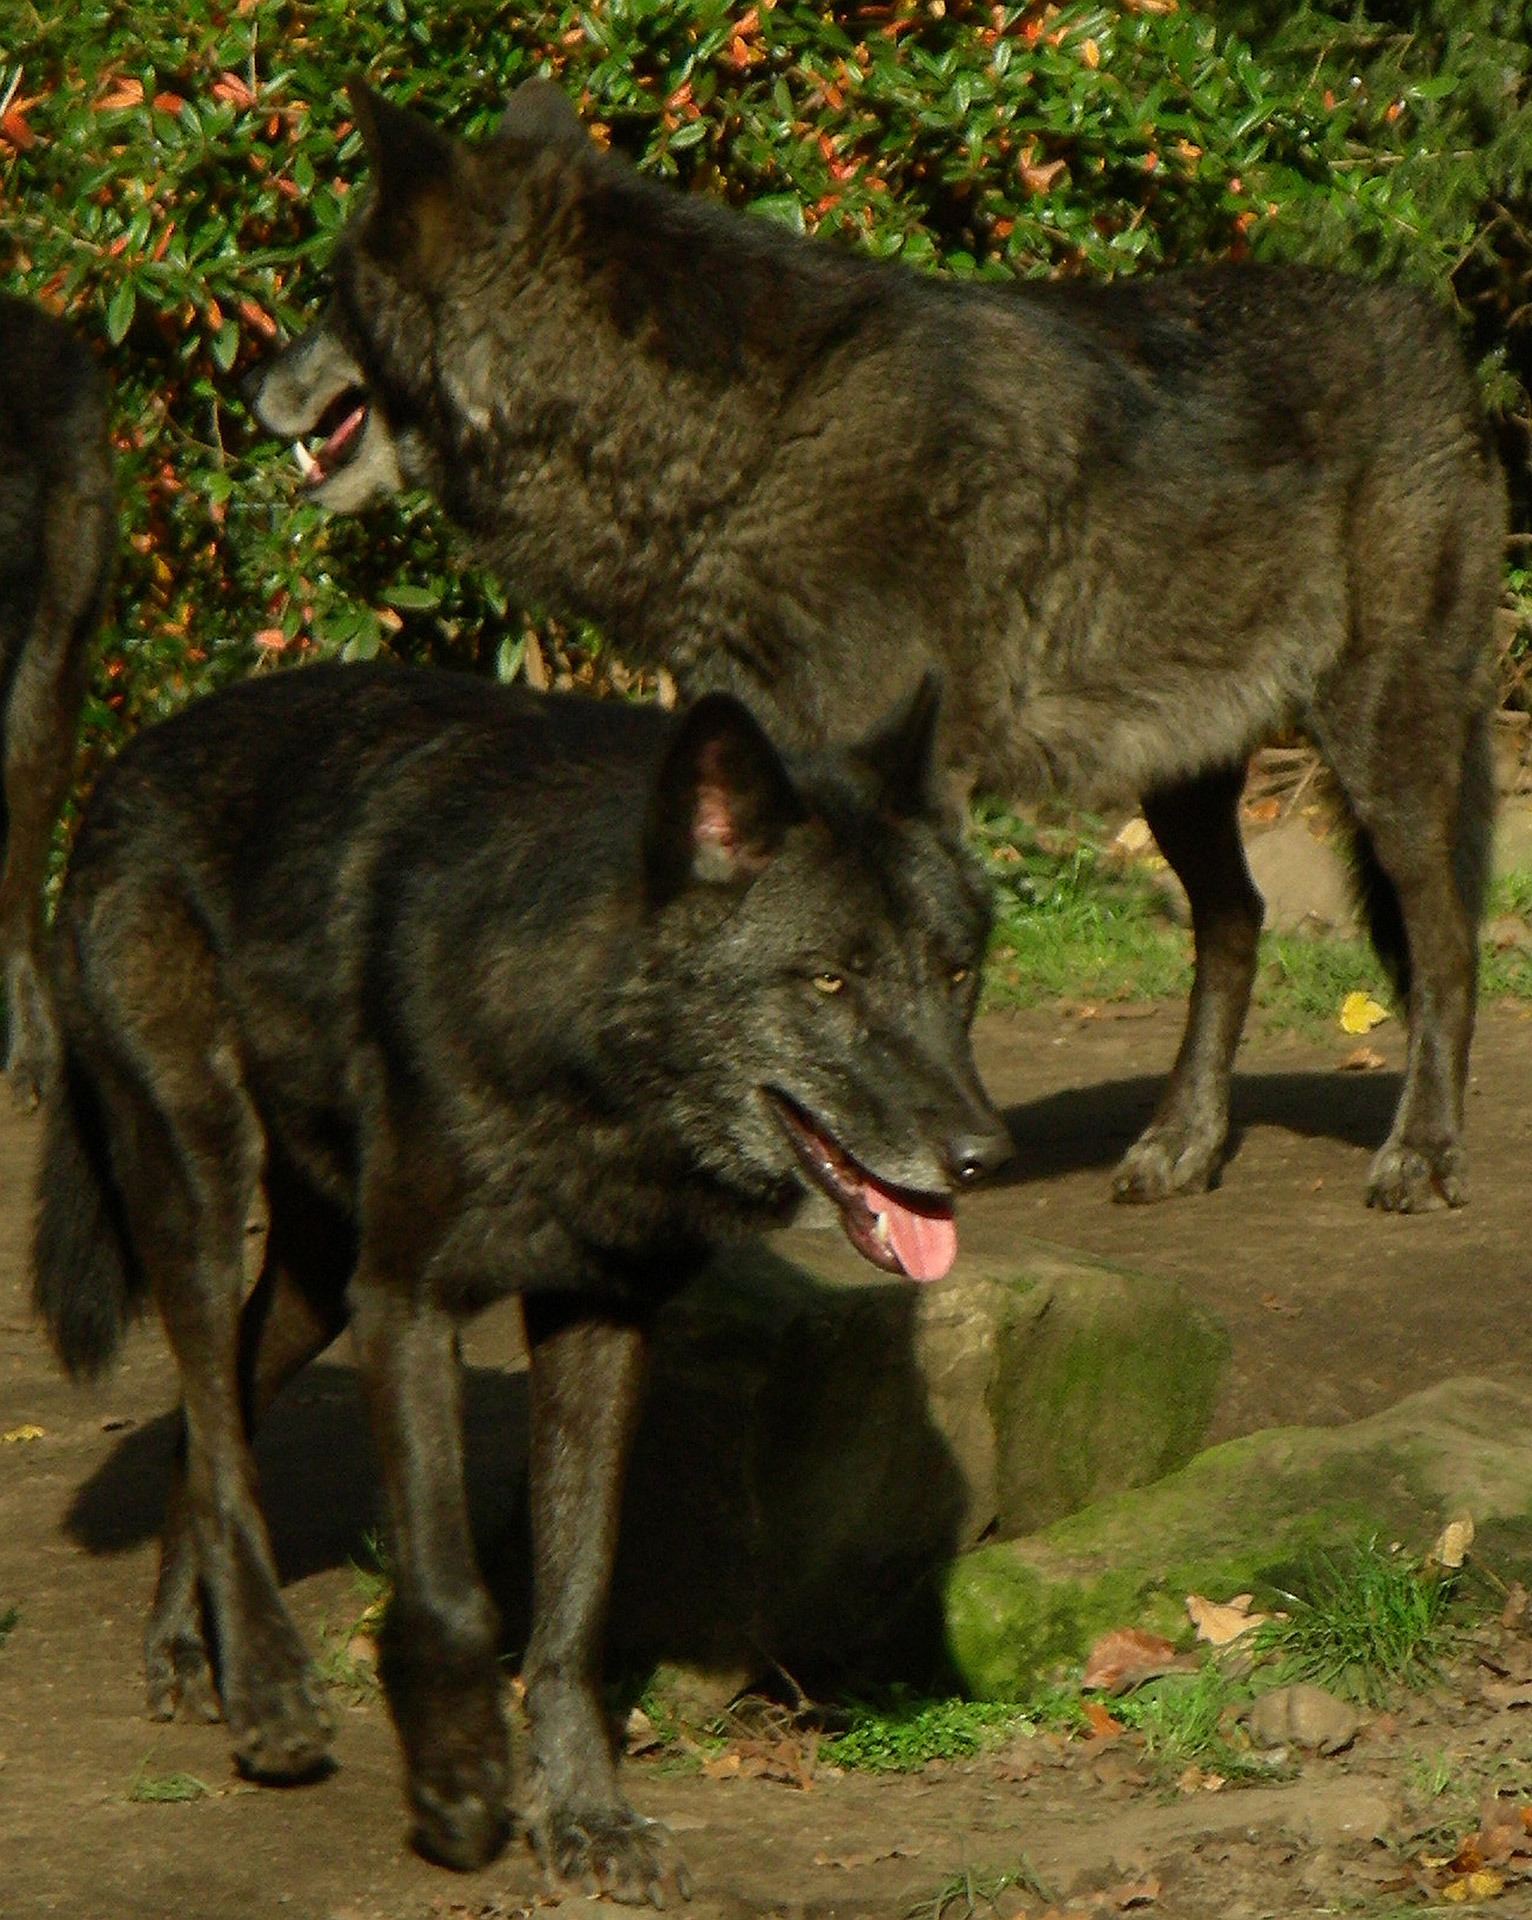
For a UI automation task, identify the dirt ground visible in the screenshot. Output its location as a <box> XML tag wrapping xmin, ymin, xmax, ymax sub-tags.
<box><xmin>6</xmin><ymin>995</ymin><xmax>1532</xmax><ymax>1920</ymax></box>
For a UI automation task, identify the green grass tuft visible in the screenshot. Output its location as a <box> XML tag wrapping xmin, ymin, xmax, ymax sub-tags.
<box><xmin>127</xmin><ymin>1760</ymin><xmax>209</xmax><ymax>1804</ymax></box>
<box><xmin>1251</xmin><ymin>1539</ymin><xmax>1463</xmax><ymax>1706</ymax></box>
<box><xmin>1111</xmin><ymin>1663</ymin><xmax>1275</xmax><ymax>1782</ymax></box>
<box><xmin>819</xmin><ymin>1693</ymin><xmax>1036</xmax><ymax>1773</ymax></box>
<box><xmin>906</xmin><ymin>1860</ymin><xmax>1053</xmax><ymax>1920</ymax></box>
<box><xmin>975</xmin><ymin>807</ymin><xmax>1191</xmax><ymax>1011</ymax></box>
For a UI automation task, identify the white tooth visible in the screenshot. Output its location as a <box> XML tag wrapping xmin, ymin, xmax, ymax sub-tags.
<box><xmin>293</xmin><ymin>440</ymin><xmax>318</xmax><ymax>479</ymax></box>
<box><xmin>873</xmin><ymin>1210</ymin><xmax>890</xmax><ymax>1243</ymax></box>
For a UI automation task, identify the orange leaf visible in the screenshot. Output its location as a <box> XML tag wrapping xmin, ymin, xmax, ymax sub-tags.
<box><xmin>236</xmin><ymin>298</ymin><xmax>278</xmax><ymax>340</ymax></box>
<box><xmin>1082</xmin><ymin>1699</ymin><xmax>1123</xmax><ymax>1738</ymax></box>
<box><xmin>1082</xmin><ymin>1627</ymin><xmax>1180</xmax><ymax>1694</ymax></box>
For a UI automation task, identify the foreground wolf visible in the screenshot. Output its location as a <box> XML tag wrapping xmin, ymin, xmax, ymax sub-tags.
<box><xmin>250</xmin><ymin>79</ymin><xmax>1507</xmax><ymax>1213</ymax></box>
<box><xmin>0</xmin><ymin>293</ymin><xmax>113</xmax><ymax>1103</ymax></box>
<box><xmin>33</xmin><ymin>660</ymin><xmax>1010</xmax><ymax>1894</ymax></box>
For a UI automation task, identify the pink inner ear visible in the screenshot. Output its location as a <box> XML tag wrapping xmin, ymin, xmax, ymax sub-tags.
<box><xmin>692</xmin><ymin>741</ymin><xmax>740</xmax><ymax>853</ymax></box>
<box><xmin>694</xmin><ymin>777</ymin><xmax>738</xmax><ymax>851</ymax></box>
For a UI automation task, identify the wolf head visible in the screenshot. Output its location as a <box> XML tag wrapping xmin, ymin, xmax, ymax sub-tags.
<box><xmin>632</xmin><ymin>676</ymin><xmax>1011</xmax><ymax>1280</ymax></box>
<box><xmin>247</xmin><ymin>77</ymin><xmax>599</xmax><ymax>511</ymax></box>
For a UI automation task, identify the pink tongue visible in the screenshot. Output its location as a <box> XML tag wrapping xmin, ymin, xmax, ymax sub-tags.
<box><xmin>863</xmin><ymin>1177</ymin><xmax>957</xmax><ymax>1281</ymax></box>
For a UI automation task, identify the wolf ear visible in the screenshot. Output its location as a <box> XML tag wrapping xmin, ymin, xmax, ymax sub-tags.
<box><xmin>646</xmin><ymin>696</ymin><xmax>807</xmax><ymax>904</ymax></box>
<box><xmin>346</xmin><ymin>78</ymin><xmax>466</xmax><ymax>281</ymax></box>
<box><xmin>495</xmin><ymin>79</ymin><xmax>591</xmax><ymax>156</ymax></box>
<box><xmin>852</xmin><ymin>672</ymin><xmax>945</xmax><ymax>819</ymax></box>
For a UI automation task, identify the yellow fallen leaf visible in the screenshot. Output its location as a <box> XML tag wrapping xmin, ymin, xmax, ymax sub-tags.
<box><xmin>1</xmin><ymin>1425</ymin><xmax>43</xmax><ymax>1444</ymax></box>
<box><xmin>1444</xmin><ymin>1868</ymin><xmax>1505</xmax><ymax>1901</ymax></box>
<box><xmin>1339</xmin><ymin>990</ymin><xmax>1390</xmax><ymax>1034</ymax></box>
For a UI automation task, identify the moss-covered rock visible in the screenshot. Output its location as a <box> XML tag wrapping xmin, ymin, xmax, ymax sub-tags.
<box><xmin>605</xmin><ymin>1229</ymin><xmax>1226</xmax><ymax>1685</ymax></box>
<box><xmin>944</xmin><ymin>1376</ymin><xmax>1532</xmax><ymax>1700</ymax></box>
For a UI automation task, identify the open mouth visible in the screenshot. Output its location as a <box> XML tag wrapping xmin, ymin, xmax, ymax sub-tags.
<box><xmin>767</xmin><ymin>1092</ymin><xmax>957</xmax><ymax>1282</ymax></box>
<box><xmin>292</xmin><ymin>387</ymin><xmax>371</xmax><ymax>487</ymax></box>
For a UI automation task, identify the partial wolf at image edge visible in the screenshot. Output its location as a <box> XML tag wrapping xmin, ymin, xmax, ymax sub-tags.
<box><xmin>0</xmin><ymin>292</ymin><xmax>115</xmax><ymax>1106</ymax></box>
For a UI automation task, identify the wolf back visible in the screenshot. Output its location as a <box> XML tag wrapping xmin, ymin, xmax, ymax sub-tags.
<box><xmin>32</xmin><ymin>659</ymin><xmax>1010</xmax><ymax>1894</ymax></box>
<box><xmin>0</xmin><ymin>292</ymin><xmax>114</xmax><ymax>1104</ymax></box>
<box><xmin>249</xmin><ymin>83</ymin><xmax>1506</xmax><ymax>1214</ymax></box>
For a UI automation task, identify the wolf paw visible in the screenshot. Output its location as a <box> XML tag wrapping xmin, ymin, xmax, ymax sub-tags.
<box><xmin>1366</xmin><ymin>1139</ymin><xmax>1465</xmax><ymax>1211</ymax></box>
<box><xmin>536</xmin><ymin>1804</ymin><xmax>692</xmax><ymax>1907</ymax></box>
<box><xmin>1111</xmin><ymin>1122</ymin><xmax>1225</xmax><ymax>1203</ymax></box>
<box><xmin>409</xmin><ymin>1766</ymin><xmax>514</xmax><ymax>1873</ymax></box>
<box><xmin>145</xmin><ymin>1622</ymin><xmax>222</xmax><ymax>1725</ymax></box>
<box><xmin>228</xmin><ymin>1664</ymin><xmax>335</xmax><ymax>1782</ymax></box>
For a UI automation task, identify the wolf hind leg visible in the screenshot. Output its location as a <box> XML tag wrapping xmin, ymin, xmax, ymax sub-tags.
<box><xmin>147</xmin><ymin>1189</ymin><xmax>352</xmax><ymax>1731</ymax></box>
<box><xmin>1323</xmin><ymin>704</ymin><xmax>1490</xmax><ymax>1211</ymax></box>
<box><xmin>1113</xmin><ymin>761</ymin><xmax>1262</xmax><ymax>1202</ymax></box>
<box><xmin>83</xmin><ymin>894</ymin><xmax>332</xmax><ymax>1776</ymax></box>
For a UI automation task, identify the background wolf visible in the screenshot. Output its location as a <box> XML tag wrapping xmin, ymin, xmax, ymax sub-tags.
<box><xmin>0</xmin><ymin>292</ymin><xmax>113</xmax><ymax>1104</ymax></box>
<box><xmin>32</xmin><ymin>661</ymin><xmax>1010</xmax><ymax>1895</ymax></box>
<box><xmin>252</xmin><ymin>79</ymin><xmax>1507</xmax><ymax>1214</ymax></box>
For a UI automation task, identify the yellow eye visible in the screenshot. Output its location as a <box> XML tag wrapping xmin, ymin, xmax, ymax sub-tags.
<box><xmin>813</xmin><ymin>973</ymin><xmax>844</xmax><ymax>995</ymax></box>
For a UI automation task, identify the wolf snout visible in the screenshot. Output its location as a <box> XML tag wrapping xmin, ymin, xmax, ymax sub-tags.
<box><xmin>943</xmin><ymin>1117</ymin><xmax>1014</xmax><ymax>1187</ymax></box>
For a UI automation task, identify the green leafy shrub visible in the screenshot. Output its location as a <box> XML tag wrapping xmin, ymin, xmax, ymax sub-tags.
<box><xmin>3</xmin><ymin>0</ymin><xmax>1527</xmax><ymax>789</ymax></box>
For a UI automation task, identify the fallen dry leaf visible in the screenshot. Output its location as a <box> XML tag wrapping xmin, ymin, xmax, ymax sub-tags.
<box><xmin>1501</xmin><ymin>1582</ymin><xmax>1529</xmax><ymax>1629</ymax></box>
<box><xmin>1427</xmin><ymin>1512</ymin><xmax>1474</xmax><ymax>1570</ymax></box>
<box><xmin>1186</xmin><ymin>1592</ymin><xmax>1269</xmax><ymax>1646</ymax></box>
<box><xmin>1081</xmin><ymin>1699</ymin><xmax>1124</xmax><ymax>1738</ymax></box>
<box><xmin>1339</xmin><ymin>1045</ymin><xmax>1387</xmax><ymax>1071</ymax></box>
<box><xmin>1339</xmin><ymin>990</ymin><xmax>1391</xmax><ymax>1034</ymax></box>
<box><xmin>1082</xmin><ymin>1627</ymin><xmax>1180</xmax><ymax>1694</ymax></box>
<box><xmin>0</xmin><ymin>1425</ymin><xmax>43</xmax><ymax>1444</ymax></box>
<box><xmin>1442</xmin><ymin>1867</ymin><xmax>1506</xmax><ymax>1901</ymax></box>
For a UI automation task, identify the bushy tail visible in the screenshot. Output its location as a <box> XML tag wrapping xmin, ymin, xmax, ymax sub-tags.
<box><xmin>33</xmin><ymin>1055</ymin><xmax>143</xmax><ymax>1379</ymax></box>
<box><xmin>1347</xmin><ymin>702</ymin><xmax>1496</xmax><ymax>1002</ymax></box>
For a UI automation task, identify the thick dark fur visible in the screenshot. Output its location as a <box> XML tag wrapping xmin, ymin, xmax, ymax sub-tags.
<box><xmin>249</xmin><ymin>80</ymin><xmax>1508</xmax><ymax>1211</ymax></box>
<box><xmin>33</xmin><ymin>660</ymin><xmax>1009</xmax><ymax>1895</ymax></box>
<box><xmin>0</xmin><ymin>293</ymin><xmax>114</xmax><ymax>1105</ymax></box>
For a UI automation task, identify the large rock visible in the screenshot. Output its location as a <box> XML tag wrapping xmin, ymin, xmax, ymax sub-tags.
<box><xmin>600</xmin><ymin>1229</ymin><xmax>1226</xmax><ymax>1687</ymax></box>
<box><xmin>944</xmin><ymin>1375</ymin><xmax>1532</xmax><ymax>1700</ymax></box>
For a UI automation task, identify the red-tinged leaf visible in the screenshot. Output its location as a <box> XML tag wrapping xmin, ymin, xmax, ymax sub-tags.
<box><xmin>1082</xmin><ymin>1627</ymin><xmax>1180</xmax><ymax>1694</ymax></box>
<box><xmin>97</xmin><ymin>77</ymin><xmax>145</xmax><ymax>111</ymax></box>
<box><xmin>0</xmin><ymin>109</ymin><xmax>34</xmax><ymax>150</ymax></box>
<box><xmin>154</xmin><ymin>92</ymin><xmax>186</xmax><ymax>115</ymax></box>
<box><xmin>1082</xmin><ymin>1699</ymin><xmax>1123</xmax><ymax>1738</ymax></box>
<box><xmin>236</xmin><ymin>298</ymin><xmax>278</xmax><ymax>340</ymax></box>
<box><xmin>213</xmin><ymin>71</ymin><xmax>256</xmax><ymax>109</ymax></box>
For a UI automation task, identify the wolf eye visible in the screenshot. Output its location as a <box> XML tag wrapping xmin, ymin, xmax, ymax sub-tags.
<box><xmin>812</xmin><ymin>973</ymin><xmax>845</xmax><ymax>996</ymax></box>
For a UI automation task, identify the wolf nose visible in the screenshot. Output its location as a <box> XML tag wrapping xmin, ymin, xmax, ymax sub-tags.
<box><xmin>946</xmin><ymin>1123</ymin><xmax>1014</xmax><ymax>1187</ymax></box>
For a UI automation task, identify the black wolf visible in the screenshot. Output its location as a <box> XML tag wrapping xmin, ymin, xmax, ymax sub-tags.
<box><xmin>0</xmin><ymin>292</ymin><xmax>113</xmax><ymax>1103</ymax></box>
<box><xmin>33</xmin><ymin>660</ymin><xmax>1009</xmax><ymax>1894</ymax></box>
<box><xmin>250</xmin><ymin>79</ymin><xmax>1507</xmax><ymax>1212</ymax></box>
